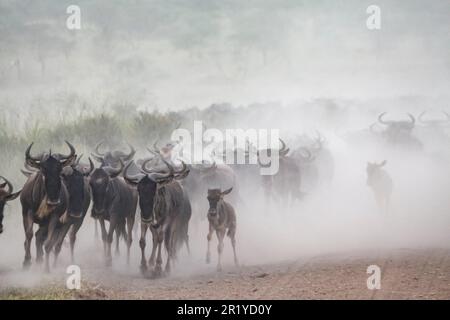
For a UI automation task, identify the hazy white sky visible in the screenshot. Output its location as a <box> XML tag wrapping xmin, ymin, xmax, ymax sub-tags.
<box><xmin>0</xmin><ymin>0</ymin><xmax>449</xmax><ymax>111</ymax></box>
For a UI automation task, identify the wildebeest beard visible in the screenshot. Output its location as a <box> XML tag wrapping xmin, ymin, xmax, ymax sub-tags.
<box><xmin>137</xmin><ymin>176</ymin><xmax>157</xmax><ymax>223</ymax></box>
<box><xmin>90</xmin><ymin>169</ymin><xmax>110</xmax><ymax>217</ymax></box>
<box><xmin>41</xmin><ymin>157</ymin><xmax>64</xmax><ymax>205</ymax></box>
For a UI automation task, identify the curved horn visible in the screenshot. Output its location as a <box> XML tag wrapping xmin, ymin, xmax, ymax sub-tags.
<box><xmin>123</xmin><ymin>161</ymin><xmax>145</xmax><ymax>185</ymax></box>
<box><xmin>378</xmin><ymin>112</ymin><xmax>390</xmax><ymax>125</ymax></box>
<box><xmin>0</xmin><ymin>176</ymin><xmax>13</xmax><ymax>195</ymax></box>
<box><xmin>407</xmin><ymin>113</ymin><xmax>415</xmax><ymax>127</ymax></box>
<box><xmin>25</xmin><ymin>142</ymin><xmax>41</xmax><ymax>169</ymax></box>
<box><xmin>84</xmin><ymin>157</ymin><xmax>95</xmax><ymax>176</ymax></box>
<box><xmin>119</xmin><ymin>143</ymin><xmax>136</xmax><ymax>161</ymax></box>
<box><xmin>418</xmin><ymin>111</ymin><xmax>427</xmax><ymax>124</ymax></box>
<box><xmin>105</xmin><ymin>159</ymin><xmax>124</xmax><ymax>178</ymax></box>
<box><xmin>59</xmin><ymin>141</ymin><xmax>76</xmax><ymax>165</ymax></box>
<box><xmin>279</xmin><ymin>139</ymin><xmax>290</xmax><ymax>157</ymax></box>
<box><xmin>75</xmin><ymin>154</ymin><xmax>83</xmax><ymax>166</ymax></box>
<box><xmin>94</xmin><ymin>140</ymin><xmax>106</xmax><ymax>157</ymax></box>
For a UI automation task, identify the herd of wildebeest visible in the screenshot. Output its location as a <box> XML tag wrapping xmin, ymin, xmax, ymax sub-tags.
<box><xmin>0</xmin><ymin>110</ymin><xmax>449</xmax><ymax>276</ymax></box>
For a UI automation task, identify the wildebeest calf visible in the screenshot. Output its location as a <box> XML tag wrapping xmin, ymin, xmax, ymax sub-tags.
<box><xmin>366</xmin><ymin>160</ymin><xmax>393</xmax><ymax>215</ymax></box>
<box><xmin>206</xmin><ymin>188</ymin><xmax>238</xmax><ymax>271</ymax></box>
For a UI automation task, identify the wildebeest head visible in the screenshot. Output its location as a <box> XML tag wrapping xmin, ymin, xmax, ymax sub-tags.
<box><xmin>0</xmin><ymin>176</ymin><xmax>21</xmax><ymax>234</ymax></box>
<box><xmin>366</xmin><ymin>160</ymin><xmax>387</xmax><ymax>186</ymax></box>
<box><xmin>61</xmin><ymin>156</ymin><xmax>94</xmax><ymax>217</ymax></box>
<box><xmin>91</xmin><ymin>141</ymin><xmax>136</xmax><ymax>168</ymax></box>
<box><xmin>207</xmin><ymin>188</ymin><xmax>232</xmax><ymax>218</ymax></box>
<box><xmin>89</xmin><ymin>160</ymin><xmax>124</xmax><ymax>216</ymax></box>
<box><xmin>123</xmin><ymin>157</ymin><xmax>189</xmax><ymax>224</ymax></box>
<box><xmin>25</xmin><ymin>141</ymin><xmax>76</xmax><ymax>206</ymax></box>
<box><xmin>256</xmin><ymin>138</ymin><xmax>290</xmax><ymax>170</ymax></box>
<box><xmin>418</xmin><ymin>111</ymin><xmax>450</xmax><ymax>127</ymax></box>
<box><xmin>377</xmin><ymin>112</ymin><xmax>416</xmax><ymax>134</ymax></box>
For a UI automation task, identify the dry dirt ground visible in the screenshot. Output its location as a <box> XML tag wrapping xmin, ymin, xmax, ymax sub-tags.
<box><xmin>0</xmin><ymin>247</ymin><xmax>449</xmax><ymax>300</ymax></box>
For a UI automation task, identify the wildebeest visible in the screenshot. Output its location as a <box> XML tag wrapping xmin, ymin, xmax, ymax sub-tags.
<box><xmin>371</xmin><ymin>113</ymin><xmax>422</xmax><ymax>150</ymax></box>
<box><xmin>89</xmin><ymin>159</ymin><xmax>138</xmax><ymax>266</ymax></box>
<box><xmin>91</xmin><ymin>141</ymin><xmax>136</xmax><ymax>167</ymax></box>
<box><xmin>366</xmin><ymin>160</ymin><xmax>393</xmax><ymax>215</ymax></box>
<box><xmin>257</xmin><ymin>139</ymin><xmax>302</xmax><ymax>207</ymax></box>
<box><xmin>123</xmin><ymin>157</ymin><xmax>191</xmax><ymax>276</ymax></box>
<box><xmin>0</xmin><ymin>176</ymin><xmax>21</xmax><ymax>234</ymax></box>
<box><xmin>20</xmin><ymin>141</ymin><xmax>76</xmax><ymax>271</ymax></box>
<box><xmin>52</xmin><ymin>156</ymin><xmax>93</xmax><ymax>264</ymax></box>
<box><xmin>206</xmin><ymin>188</ymin><xmax>238</xmax><ymax>271</ymax></box>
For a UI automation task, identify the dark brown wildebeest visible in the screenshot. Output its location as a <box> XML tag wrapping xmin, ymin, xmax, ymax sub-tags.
<box><xmin>206</xmin><ymin>188</ymin><xmax>238</xmax><ymax>272</ymax></box>
<box><xmin>366</xmin><ymin>160</ymin><xmax>393</xmax><ymax>215</ymax></box>
<box><xmin>0</xmin><ymin>176</ymin><xmax>21</xmax><ymax>234</ymax></box>
<box><xmin>89</xmin><ymin>159</ymin><xmax>138</xmax><ymax>266</ymax></box>
<box><xmin>123</xmin><ymin>157</ymin><xmax>191</xmax><ymax>276</ymax></box>
<box><xmin>91</xmin><ymin>141</ymin><xmax>136</xmax><ymax>241</ymax></box>
<box><xmin>52</xmin><ymin>156</ymin><xmax>94</xmax><ymax>265</ymax></box>
<box><xmin>20</xmin><ymin>141</ymin><xmax>76</xmax><ymax>271</ymax></box>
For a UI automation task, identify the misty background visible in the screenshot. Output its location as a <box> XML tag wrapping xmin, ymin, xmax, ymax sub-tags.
<box><xmin>0</xmin><ymin>0</ymin><xmax>449</xmax><ymax>282</ymax></box>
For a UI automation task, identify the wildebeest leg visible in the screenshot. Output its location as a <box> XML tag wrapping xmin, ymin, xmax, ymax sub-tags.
<box><xmin>44</xmin><ymin>215</ymin><xmax>59</xmax><ymax>273</ymax></box>
<box><xmin>185</xmin><ymin>234</ymin><xmax>191</xmax><ymax>256</ymax></box>
<box><xmin>206</xmin><ymin>223</ymin><xmax>214</xmax><ymax>264</ymax></box>
<box><xmin>228</xmin><ymin>227</ymin><xmax>239</xmax><ymax>267</ymax></box>
<box><xmin>154</xmin><ymin>229</ymin><xmax>164</xmax><ymax>276</ymax></box>
<box><xmin>126</xmin><ymin>215</ymin><xmax>134</xmax><ymax>265</ymax></box>
<box><xmin>22</xmin><ymin>209</ymin><xmax>34</xmax><ymax>269</ymax></box>
<box><xmin>114</xmin><ymin>228</ymin><xmax>120</xmax><ymax>256</ymax></box>
<box><xmin>216</xmin><ymin>229</ymin><xmax>226</xmax><ymax>272</ymax></box>
<box><xmin>98</xmin><ymin>218</ymin><xmax>108</xmax><ymax>256</ymax></box>
<box><xmin>35</xmin><ymin>226</ymin><xmax>47</xmax><ymax>265</ymax></box>
<box><xmin>148</xmin><ymin>225</ymin><xmax>157</xmax><ymax>267</ymax></box>
<box><xmin>69</xmin><ymin>221</ymin><xmax>83</xmax><ymax>264</ymax></box>
<box><xmin>105</xmin><ymin>217</ymin><xmax>118</xmax><ymax>267</ymax></box>
<box><xmin>94</xmin><ymin>219</ymin><xmax>99</xmax><ymax>240</ymax></box>
<box><xmin>139</xmin><ymin>223</ymin><xmax>148</xmax><ymax>272</ymax></box>
<box><xmin>53</xmin><ymin>223</ymin><xmax>72</xmax><ymax>267</ymax></box>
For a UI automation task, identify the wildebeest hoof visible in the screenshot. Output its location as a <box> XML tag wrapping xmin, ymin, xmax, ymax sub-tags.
<box><xmin>140</xmin><ymin>264</ymin><xmax>147</xmax><ymax>274</ymax></box>
<box><xmin>23</xmin><ymin>260</ymin><xmax>32</xmax><ymax>269</ymax></box>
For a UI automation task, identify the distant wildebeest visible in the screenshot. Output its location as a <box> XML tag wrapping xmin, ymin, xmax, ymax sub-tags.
<box><xmin>292</xmin><ymin>132</ymin><xmax>335</xmax><ymax>190</ymax></box>
<box><xmin>257</xmin><ymin>138</ymin><xmax>302</xmax><ymax>207</ymax></box>
<box><xmin>89</xmin><ymin>159</ymin><xmax>138</xmax><ymax>266</ymax></box>
<box><xmin>371</xmin><ymin>113</ymin><xmax>422</xmax><ymax>150</ymax></box>
<box><xmin>52</xmin><ymin>156</ymin><xmax>94</xmax><ymax>264</ymax></box>
<box><xmin>91</xmin><ymin>141</ymin><xmax>136</xmax><ymax>168</ymax></box>
<box><xmin>123</xmin><ymin>157</ymin><xmax>191</xmax><ymax>276</ymax></box>
<box><xmin>206</xmin><ymin>188</ymin><xmax>238</xmax><ymax>271</ymax></box>
<box><xmin>20</xmin><ymin>141</ymin><xmax>76</xmax><ymax>271</ymax></box>
<box><xmin>0</xmin><ymin>176</ymin><xmax>21</xmax><ymax>234</ymax></box>
<box><xmin>366</xmin><ymin>160</ymin><xmax>393</xmax><ymax>215</ymax></box>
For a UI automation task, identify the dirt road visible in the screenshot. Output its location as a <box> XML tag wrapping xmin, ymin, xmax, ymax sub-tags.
<box><xmin>1</xmin><ymin>248</ymin><xmax>449</xmax><ymax>299</ymax></box>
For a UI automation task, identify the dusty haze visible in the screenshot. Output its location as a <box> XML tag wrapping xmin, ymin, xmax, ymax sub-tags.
<box><xmin>0</xmin><ymin>0</ymin><xmax>449</xmax><ymax>296</ymax></box>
